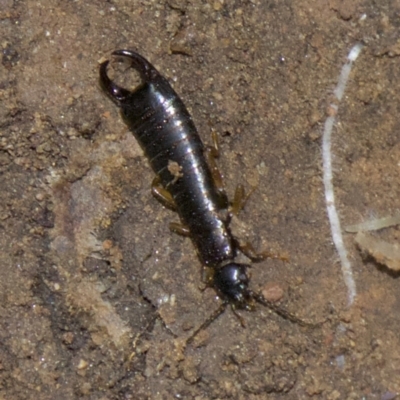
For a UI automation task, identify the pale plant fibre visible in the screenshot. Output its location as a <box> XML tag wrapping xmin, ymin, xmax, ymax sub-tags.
<box><xmin>322</xmin><ymin>43</ymin><xmax>363</xmax><ymax>306</ymax></box>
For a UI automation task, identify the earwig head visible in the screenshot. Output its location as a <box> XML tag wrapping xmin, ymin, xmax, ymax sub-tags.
<box><xmin>188</xmin><ymin>264</ymin><xmax>313</xmax><ymax>344</ymax></box>
<box><xmin>213</xmin><ymin>263</ymin><xmax>255</xmax><ymax>310</ymax></box>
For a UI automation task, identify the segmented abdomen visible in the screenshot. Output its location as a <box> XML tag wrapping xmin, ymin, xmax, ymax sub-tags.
<box><xmin>122</xmin><ymin>74</ymin><xmax>234</xmax><ymax>267</ymax></box>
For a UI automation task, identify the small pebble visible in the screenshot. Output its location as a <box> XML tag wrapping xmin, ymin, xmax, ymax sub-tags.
<box><xmin>77</xmin><ymin>359</ymin><xmax>88</xmax><ymax>370</ymax></box>
<box><xmin>262</xmin><ymin>283</ymin><xmax>284</xmax><ymax>302</ymax></box>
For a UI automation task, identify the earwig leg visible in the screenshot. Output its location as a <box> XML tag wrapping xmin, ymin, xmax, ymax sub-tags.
<box><xmin>152</xmin><ymin>176</ymin><xmax>177</xmax><ymax>211</ymax></box>
<box><xmin>238</xmin><ymin>241</ymin><xmax>289</xmax><ymax>262</ymax></box>
<box><xmin>205</xmin><ymin>130</ymin><xmax>258</xmax><ymax>214</ymax></box>
<box><xmin>231</xmin><ymin>306</ymin><xmax>246</xmax><ymax>327</ymax></box>
<box><xmin>186</xmin><ymin>302</ymin><xmax>228</xmax><ymax>345</ymax></box>
<box><xmin>205</xmin><ymin>130</ymin><xmax>225</xmax><ymax>194</ymax></box>
<box><xmin>230</xmin><ymin>184</ymin><xmax>257</xmax><ymax>216</ymax></box>
<box><xmin>200</xmin><ymin>266</ymin><xmax>214</xmax><ymax>285</ymax></box>
<box><xmin>230</xmin><ymin>184</ymin><xmax>246</xmax><ymax>216</ymax></box>
<box><xmin>211</xmin><ymin>129</ymin><xmax>220</xmax><ymax>157</ymax></box>
<box><xmin>169</xmin><ymin>221</ymin><xmax>190</xmax><ymax>236</ymax></box>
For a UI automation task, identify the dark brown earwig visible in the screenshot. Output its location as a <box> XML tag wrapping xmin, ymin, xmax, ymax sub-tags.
<box><xmin>99</xmin><ymin>50</ymin><xmax>310</xmax><ymax>340</ymax></box>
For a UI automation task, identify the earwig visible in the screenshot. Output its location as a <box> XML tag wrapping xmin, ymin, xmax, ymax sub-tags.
<box><xmin>99</xmin><ymin>50</ymin><xmax>310</xmax><ymax>341</ymax></box>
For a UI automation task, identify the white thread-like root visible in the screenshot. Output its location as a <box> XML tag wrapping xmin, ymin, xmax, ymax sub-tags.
<box><xmin>322</xmin><ymin>43</ymin><xmax>363</xmax><ymax>306</ymax></box>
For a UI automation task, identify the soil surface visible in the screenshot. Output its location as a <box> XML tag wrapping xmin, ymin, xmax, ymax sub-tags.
<box><xmin>1</xmin><ymin>0</ymin><xmax>400</xmax><ymax>399</ymax></box>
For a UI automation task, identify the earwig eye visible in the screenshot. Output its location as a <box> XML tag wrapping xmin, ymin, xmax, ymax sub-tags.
<box><xmin>213</xmin><ymin>263</ymin><xmax>252</xmax><ymax>307</ymax></box>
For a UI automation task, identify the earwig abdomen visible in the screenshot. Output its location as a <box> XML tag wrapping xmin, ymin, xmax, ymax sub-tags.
<box><xmin>100</xmin><ymin>50</ymin><xmax>234</xmax><ymax>268</ymax></box>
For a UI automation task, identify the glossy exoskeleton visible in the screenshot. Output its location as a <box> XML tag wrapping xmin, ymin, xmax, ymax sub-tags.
<box><xmin>99</xmin><ymin>50</ymin><xmax>304</xmax><ymax>339</ymax></box>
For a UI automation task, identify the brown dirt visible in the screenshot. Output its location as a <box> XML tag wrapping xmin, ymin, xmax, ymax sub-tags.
<box><xmin>1</xmin><ymin>0</ymin><xmax>400</xmax><ymax>399</ymax></box>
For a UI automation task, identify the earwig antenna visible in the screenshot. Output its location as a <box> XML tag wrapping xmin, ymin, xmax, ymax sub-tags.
<box><xmin>252</xmin><ymin>292</ymin><xmax>316</xmax><ymax>327</ymax></box>
<box><xmin>186</xmin><ymin>302</ymin><xmax>228</xmax><ymax>344</ymax></box>
<box><xmin>186</xmin><ymin>291</ymin><xmax>323</xmax><ymax>344</ymax></box>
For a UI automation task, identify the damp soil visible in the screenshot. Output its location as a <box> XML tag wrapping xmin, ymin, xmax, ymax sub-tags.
<box><xmin>1</xmin><ymin>0</ymin><xmax>400</xmax><ymax>399</ymax></box>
